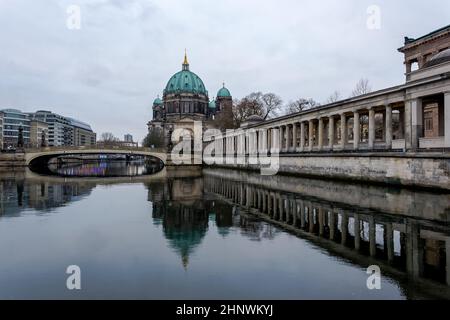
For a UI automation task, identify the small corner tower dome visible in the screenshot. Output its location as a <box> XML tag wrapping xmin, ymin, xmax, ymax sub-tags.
<box><xmin>153</xmin><ymin>96</ymin><xmax>163</xmax><ymax>106</ymax></box>
<box><xmin>208</xmin><ymin>99</ymin><xmax>216</xmax><ymax>109</ymax></box>
<box><xmin>217</xmin><ymin>83</ymin><xmax>231</xmax><ymax>98</ymax></box>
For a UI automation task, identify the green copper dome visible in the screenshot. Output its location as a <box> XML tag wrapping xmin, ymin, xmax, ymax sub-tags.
<box><xmin>164</xmin><ymin>54</ymin><xmax>208</xmax><ymax>95</ymax></box>
<box><xmin>217</xmin><ymin>85</ymin><xmax>231</xmax><ymax>98</ymax></box>
<box><xmin>153</xmin><ymin>97</ymin><xmax>163</xmax><ymax>106</ymax></box>
<box><xmin>208</xmin><ymin>99</ymin><xmax>216</xmax><ymax>109</ymax></box>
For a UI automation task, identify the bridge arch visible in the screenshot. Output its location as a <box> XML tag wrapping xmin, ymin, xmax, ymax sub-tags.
<box><xmin>25</xmin><ymin>146</ymin><xmax>167</xmax><ymax>169</ymax></box>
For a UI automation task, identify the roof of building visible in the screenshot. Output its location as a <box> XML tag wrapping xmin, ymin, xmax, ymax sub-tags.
<box><xmin>246</xmin><ymin>114</ymin><xmax>264</xmax><ymax>122</ymax></box>
<box><xmin>423</xmin><ymin>48</ymin><xmax>450</xmax><ymax>68</ymax></box>
<box><xmin>208</xmin><ymin>99</ymin><xmax>216</xmax><ymax>109</ymax></box>
<box><xmin>164</xmin><ymin>53</ymin><xmax>208</xmax><ymax>96</ymax></box>
<box><xmin>67</xmin><ymin>117</ymin><xmax>93</xmax><ymax>132</ymax></box>
<box><xmin>399</xmin><ymin>24</ymin><xmax>450</xmax><ymax>51</ymax></box>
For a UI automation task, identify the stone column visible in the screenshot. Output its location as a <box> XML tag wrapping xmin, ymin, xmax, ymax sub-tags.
<box><xmin>318</xmin><ymin>208</ymin><xmax>324</xmax><ymax>236</ymax></box>
<box><xmin>308</xmin><ymin>120</ymin><xmax>314</xmax><ymax>151</ymax></box>
<box><xmin>262</xmin><ymin>192</ymin><xmax>267</xmax><ymax>212</ymax></box>
<box><xmin>369</xmin><ymin>217</ymin><xmax>376</xmax><ymax>257</ymax></box>
<box><xmin>340</xmin><ymin>113</ymin><xmax>347</xmax><ymax>149</ymax></box>
<box><xmin>318</xmin><ymin>118</ymin><xmax>324</xmax><ymax>151</ymax></box>
<box><xmin>406</xmin><ymin>222</ymin><xmax>423</xmax><ymax>279</ymax></box>
<box><xmin>272</xmin><ymin>195</ymin><xmax>277</xmax><ymax>219</ymax></box>
<box><xmin>328</xmin><ymin>116</ymin><xmax>335</xmax><ymax>150</ymax></box>
<box><xmin>270</xmin><ymin>128</ymin><xmax>278</xmax><ymax>153</ymax></box>
<box><xmin>354</xmin><ymin>214</ymin><xmax>361</xmax><ymax>251</ymax></box>
<box><xmin>405</xmin><ymin>61</ymin><xmax>412</xmax><ymax>74</ymax></box>
<box><xmin>278</xmin><ymin>195</ymin><xmax>284</xmax><ymax>221</ymax></box>
<box><xmin>247</xmin><ymin>131</ymin><xmax>253</xmax><ymax>155</ymax></box>
<box><xmin>285</xmin><ymin>125</ymin><xmax>291</xmax><ymax>153</ymax></box>
<box><xmin>245</xmin><ymin>133</ymin><xmax>249</xmax><ymax>155</ymax></box>
<box><xmin>292</xmin><ymin>200</ymin><xmax>297</xmax><ymax>226</ymax></box>
<box><xmin>267</xmin><ymin>193</ymin><xmax>272</xmax><ymax>216</ymax></box>
<box><xmin>300</xmin><ymin>122</ymin><xmax>305</xmax><ymax>152</ymax></box>
<box><xmin>410</xmin><ymin>98</ymin><xmax>423</xmax><ymax>150</ymax></box>
<box><xmin>446</xmin><ymin>239</ymin><xmax>450</xmax><ymax>285</ymax></box>
<box><xmin>300</xmin><ymin>202</ymin><xmax>305</xmax><ymax>228</ymax></box>
<box><xmin>263</xmin><ymin>129</ymin><xmax>268</xmax><ymax>154</ymax></box>
<box><xmin>385</xmin><ymin>223</ymin><xmax>394</xmax><ymax>263</ymax></box>
<box><xmin>404</xmin><ymin>103</ymin><xmax>412</xmax><ymax>150</ymax></box>
<box><xmin>329</xmin><ymin>210</ymin><xmax>336</xmax><ymax>240</ymax></box>
<box><xmin>368</xmin><ymin>108</ymin><xmax>375</xmax><ymax>149</ymax></box>
<box><xmin>385</xmin><ymin>105</ymin><xmax>393</xmax><ymax>149</ymax></box>
<box><xmin>292</xmin><ymin>123</ymin><xmax>297</xmax><ymax>152</ymax></box>
<box><xmin>309</xmin><ymin>206</ymin><xmax>314</xmax><ymax>233</ymax></box>
<box><xmin>279</xmin><ymin>126</ymin><xmax>284</xmax><ymax>152</ymax></box>
<box><xmin>353</xmin><ymin>111</ymin><xmax>360</xmax><ymax>150</ymax></box>
<box><xmin>445</xmin><ymin>92</ymin><xmax>450</xmax><ymax>148</ymax></box>
<box><xmin>341</xmin><ymin>211</ymin><xmax>348</xmax><ymax>245</ymax></box>
<box><xmin>418</xmin><ymin>56</ymin><xmax>425</xmax><ymax>69</ymax></box>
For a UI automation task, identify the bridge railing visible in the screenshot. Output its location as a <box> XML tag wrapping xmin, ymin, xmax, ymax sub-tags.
<box><xmin>24</xmin><ymin>145</ymin><xmax>167</xmax><ymax>154</ymax></box>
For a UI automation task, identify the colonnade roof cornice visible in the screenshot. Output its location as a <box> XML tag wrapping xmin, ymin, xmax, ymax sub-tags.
<box><xmin>244</xmin><ymin>87</ymin><xmax>406</xmax><ymax>131</ymax></box>
<box><xmin>237</xmin><ymin>74</ymin><xmax>449</xmax><ymax>132</ymax></box>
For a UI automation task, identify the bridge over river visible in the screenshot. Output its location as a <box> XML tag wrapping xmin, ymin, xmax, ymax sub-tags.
<box><xmin>23</xmin><ymin>146</ymin><xmax>167</xmax><ymax>167</ymax></box>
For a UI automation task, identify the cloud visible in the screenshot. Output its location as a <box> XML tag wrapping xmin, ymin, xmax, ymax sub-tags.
<box><xmin>0</xmin><ymin>0</ymin><xmax>449</xmax><ymax>141</ymax></box>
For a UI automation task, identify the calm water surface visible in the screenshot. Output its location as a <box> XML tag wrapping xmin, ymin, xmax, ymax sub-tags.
<box><xmin>0</xmin><ymin>161</ymin><xmax>449</xmax><ymax>299</ymax></box>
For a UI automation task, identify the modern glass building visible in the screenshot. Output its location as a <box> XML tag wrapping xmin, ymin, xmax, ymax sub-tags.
<box><xmin>31</xmin><ymin>111</ymin><xmax>96</xmax><ymax>147</ymax></box>
<box><xmin>0</xmin><ymin>109</ymin><xmax>31</xmax><ymax>148</ymax></box>
<box><xmin>0</xmin><ymin>109</ymin><xmax>96</xmax><ymax>149</ymax></box>
<box><xmin>31</xmin><ymin>111</ymin><xmax>72</xmax><ymax>147</ymax></box>
<box><xmin>67</xmin><ymin>117</ymin><xmax>96</xmax><ymax>146</ymax></box>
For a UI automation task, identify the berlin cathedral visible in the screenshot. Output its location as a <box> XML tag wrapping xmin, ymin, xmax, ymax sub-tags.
<box><xmin>147</xmin><ymin>52</ymin><xmax>233</xmax><ymax>146</ymax></box>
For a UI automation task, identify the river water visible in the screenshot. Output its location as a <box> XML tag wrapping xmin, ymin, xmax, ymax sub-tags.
<box><xmin>0</xmin><ymin>161</ymin><xmax>449</xmax><ymax>299</ymax></box>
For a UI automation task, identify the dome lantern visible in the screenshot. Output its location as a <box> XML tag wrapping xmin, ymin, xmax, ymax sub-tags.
<box><xmin>182</xmin><ymin>49</ymin><xmax>189</xmax><ymax>71</ymax></box>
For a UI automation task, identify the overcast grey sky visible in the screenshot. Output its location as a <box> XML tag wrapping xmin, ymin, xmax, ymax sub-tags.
<box><xmin>1</xmin><ymin>0</ymin><xmax>449</xmax><ymax>141</ymax></box>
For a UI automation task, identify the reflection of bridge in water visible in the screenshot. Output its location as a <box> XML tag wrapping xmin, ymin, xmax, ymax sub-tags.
<box><xmin>204</xmin><ymin>168</ymin><xmax>450</xmax><ymax>299</ymax></box>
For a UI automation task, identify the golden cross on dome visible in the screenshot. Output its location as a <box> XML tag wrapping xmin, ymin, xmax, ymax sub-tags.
<box><xmin>183</xmin><ymin>49</ymin><xmax>189</xmax><ymax>65</ymax></box>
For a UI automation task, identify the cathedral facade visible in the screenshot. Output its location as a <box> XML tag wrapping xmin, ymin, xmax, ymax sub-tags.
<box><xmin>147</xmin><ymin>53</ymin><xmax>232</xmax><ymax>147</ymax></box>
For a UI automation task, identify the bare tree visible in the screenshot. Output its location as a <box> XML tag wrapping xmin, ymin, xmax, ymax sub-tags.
<box><xmin>100</xmin><ymin>132</ymin><xmax>118</xmax><ymax>142</ymax></box>
<box><xmin>351</xmin><ymin>78</ymin><xmax>372</xmax><ymax>97</ymax></box>
<box><xmin>232</xmin><ymin>95</ymin><xmax>263</xmax><ymax>127</ymax></box>
<box><xmin>286</xmin><ymin>98</ymin><xmax>319</xmax><ymax>114</ymax></box>
<box><xmin>231</xmin><ymin>92</ymin><xmax>282</xmax><ymax>127</ymax></box>
<box><xmin>260</xmin><ymin>92</ymin><xmax>283</xmax><ymax>120</ymax></box>
<box><xmin>142</xmin><ymin>130</ymin><xmax>165</xmax><ymax>148</ymax></box>
<box><xmin>325</xmin><ymin>91</ymin><xmax>341</xmax><ymax>104</ymax></box>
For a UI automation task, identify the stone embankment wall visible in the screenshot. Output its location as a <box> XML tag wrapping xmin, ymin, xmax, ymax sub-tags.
<box><xmin>208</xmin><ymin>153</ymin><xmax>450</xmax><ymax>191</ymax></box>
<box><xmin>0</xmin><ymin>153</ymin><xmax>26</xmax><ymax>169</ymax></box>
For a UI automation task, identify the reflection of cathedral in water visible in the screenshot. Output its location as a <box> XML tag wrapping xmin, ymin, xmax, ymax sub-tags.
<box><xmin>0</xmin><ymin>177</ymin><xmax>95</xmax><ymax>216</ymax></box>
<box><xmin>146</xmin><ymin>177</ymin><xmax>280</xmax><ymax>268</ymax></box>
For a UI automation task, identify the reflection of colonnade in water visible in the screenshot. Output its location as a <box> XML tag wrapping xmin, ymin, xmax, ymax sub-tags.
<box><xmin>204</xmin><ymin>174</ymin><xmax>450</xmax><ymax>290</ymax></box>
